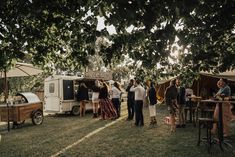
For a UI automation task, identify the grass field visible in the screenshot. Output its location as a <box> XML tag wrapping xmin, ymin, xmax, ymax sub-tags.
<box><xmin>0</xmin><ymin>103</ymin><xmax>235</xmax><ymax>157</ymax></box>
<box><xmin>0</xmin><ymin>112</ymin><xmax>113</xmax><ymax>157</ymax></box>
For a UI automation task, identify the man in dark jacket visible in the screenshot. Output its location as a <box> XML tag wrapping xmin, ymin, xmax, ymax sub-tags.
<box><xmin>126</xmin><ymin>79</ymin><xmax>135</xmax><ymax>120</ymax></box>
<box><xmin>176</xmin><ymin>79</ymin><xmax>186</xmax><ymax>128</ymax></box>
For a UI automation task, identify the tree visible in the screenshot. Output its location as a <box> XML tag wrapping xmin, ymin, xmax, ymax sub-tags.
<box><xmin>98</xmin><ymin>0</ymin><xmax>235</xmax><ymax>73</ymax></box>
<box><xmin>0</xmin><ymin>0</ymin><xmax>100</xmax><ymax>72</ymax></box>
<box><xmin>0</xmin><ymin>0</ymin><xmax>234</xmax><ymax>77</ymax></box>
<box><xmin>177</xmin><ymin>0</ymin><xmax>235</xmax><ymax>72</ymax></box>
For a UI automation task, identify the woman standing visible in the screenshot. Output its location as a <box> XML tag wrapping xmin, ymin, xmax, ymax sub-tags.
<box><xmin>143</xmin><ymin>80</ymin><xmax>150</xmax><ymax>107</ymax></box>
<box><xmin>211</xmin><ymin>78</ymin><xmax>232</xmax><ymax>137</ymax></box>
<box><xmin>148</xmin><ymin>81</ymin><xmax>157</xmax><ymax>126</ymax></box>
<box><xmin>77</xmin><ymin>83</ymin><xmax>89</xmax><ymax>117</ymax></box>
<box><xmin>92</xmin><ymin>80</ymin><xmax>100</xmax><ymax>118</ymax></box>
<box><xmin>164</xmin><ymin>79</ymin><xmax>178</xmax><ymax>132</ymax></box>
<box><xmin>99</xmin><ymin>81</ymin><xmax>117</xmax><ymax>120</ymax></box>
<box><xmin>111</xmin><ymin>82</ymin><xmax>122</xmax><ymax>118</ymax></box>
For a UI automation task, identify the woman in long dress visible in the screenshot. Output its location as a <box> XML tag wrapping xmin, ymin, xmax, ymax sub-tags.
<box><xmin>99</xmin><ymin>81</ymin><xmax>117</xmax><ymax>120</ymax></box>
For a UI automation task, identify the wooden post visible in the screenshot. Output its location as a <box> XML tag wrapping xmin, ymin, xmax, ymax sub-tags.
<box><xmin>7</xmin><ymin>100</ymin><xmax>10</xmax><ymax>132</ymax></box>
<box><xmin>4</xmin><ymin>68</ymin><xmax>10</xmax><ymax>131</ymax></box>
<box><xmin>4</xmin><ymin>68</ymin><xmax>8</xmax><ymax>103</ymax></box>
<box><xmin>197</xmin><ymin>79</ymin><xmax>200</xmax><ymax>96</ymax></box>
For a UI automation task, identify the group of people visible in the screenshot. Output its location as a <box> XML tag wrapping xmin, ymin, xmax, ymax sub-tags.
<box><xmin>165</xmin><ymin>77</ymin><xmax>233</xmax><ymax>136</ymax></box>
<box><xmin>76</xmin><ymin>80</ymin><xmax>122</xmax><ymax>120</ymax></box>
<box><xmin>77</xmin><ymin>78</ymin><xmax>159</xmax><ymax>128</ymax></box>
<box><xmin>126</xmin><ymin>79</ymin><xmax>158</xmax><ymax>127</ymax></box>
<box><xmin>77</xmin><ymin>77</ymin><xmax>233</xmax><ymax>136</ymax></box>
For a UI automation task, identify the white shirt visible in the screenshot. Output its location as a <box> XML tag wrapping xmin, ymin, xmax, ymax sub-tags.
<box><xmin>111</xmin><ymin>86</ymin><xmax>122</xmax><ymax>99</ymax></box>
<box><xmin>130</xmin><ymin>85</ymin><xmax>145</xmax><ymax>101</ymax></box>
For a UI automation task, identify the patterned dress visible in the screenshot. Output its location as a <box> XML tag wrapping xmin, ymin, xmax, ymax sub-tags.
<box><xmin>99</xmin><ymin>85</ymin><xmax>117</xmax><ymax>120</ymax></box>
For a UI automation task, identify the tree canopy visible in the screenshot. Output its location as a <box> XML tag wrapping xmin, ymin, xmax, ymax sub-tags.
<box><xmin>0</xmin><ymin>0</ymin><xmax>234</xmax><ymax>76</ymax></box>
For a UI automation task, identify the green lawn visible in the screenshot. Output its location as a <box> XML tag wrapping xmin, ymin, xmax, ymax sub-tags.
<box><xmin>60</xmin><ymin>105</ymin><xmax>235</xmax><ymax>157</ymax></box>
<box><xmin>0</xmin><ymin>103</ymin><xmax>234</xmax><ymax>157</ymax></box>
<box><xmin>0</xmin><ymin>112</ymin><xmax>114</xmax><ymax>157</ymax></box>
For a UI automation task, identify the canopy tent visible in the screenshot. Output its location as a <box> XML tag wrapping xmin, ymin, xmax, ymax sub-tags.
<box><xmin>0</xmin><ymin>62</ymin><xmax>43</xmax><ymax>78</ymax></box>
<box><xmin>200</xmin><ymin>71</ymin><xmax>235</xmax><ymax>82</ymax></box>
<box><xmin>156</xmin><ymin>71</ymin><xmax>235</xmax><ymax>100</ymax></box>
<box><xmin>0</xmin><ymin>62</ymin><xmax>43</xmax><ymax>102</ymax></box>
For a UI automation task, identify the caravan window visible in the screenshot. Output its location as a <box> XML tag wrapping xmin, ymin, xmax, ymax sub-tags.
<box><xmin>49</xmin><ymin>83</ymin><xmax>55</xmax><ymax>93</ymax></box>
<box><xmin>63</xmin><ymin>80</ymin><xmax>74</xmax><ymax>100</ymax></box>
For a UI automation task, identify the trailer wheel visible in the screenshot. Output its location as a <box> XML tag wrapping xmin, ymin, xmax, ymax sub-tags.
<box><xmin>32</xmin><ymin>110</ymin><xmax>44</xmax><ymax>125</ymax></box>
<box><xmin>71</xmin><ymin>106</ymin><xmax>80</xmax><ymax>116</ymax></box>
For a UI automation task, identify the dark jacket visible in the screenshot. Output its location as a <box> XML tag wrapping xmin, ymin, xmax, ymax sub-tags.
<box><xmin>126</xmin><ymin>84</ymin><xmax>134</xmax><ymax>101</ymax></box>
<box><xmin>148</xmin><ymin>86</ymin><xmax>157</xmax><ymax>105</ymax></box>
<box><xmin>77</xmin><ymin>86</ymin><xmax>89</xmax><ymax>101</ymax></box>
<box><xmin>92</xmin><ymin>85</ymin><xmax>100</xmax><ymax>93</ymax></box>
<box><xmin>99</xmin><ymin>86</ymin><xmax>108</xmax><ymax>99</ymax></box>
<box><xmin>165</xmin><ymin>85</ymin><xmax>178</xmax><ymax>106</ymax></box>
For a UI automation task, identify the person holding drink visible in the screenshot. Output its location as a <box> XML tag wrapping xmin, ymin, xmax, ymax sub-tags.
<box><xmin>211</xmin><ymin>78</ymin><xmax>232</xmax><ymax>137</ymax></box>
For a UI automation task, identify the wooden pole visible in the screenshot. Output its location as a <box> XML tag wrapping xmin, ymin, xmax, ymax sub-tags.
<box><xmin>197</xmin><ymin>79</ymin><xmax>200</xmax><ymax>96</ymax></box>
<box><xmin>7</xmin><ymin>100</ymin><xmax>10</xmax><ymax>132</ymax></box>
<box><xmin>4</xmin><ymin>68</ymin><xmax>8</xmax><ymax>103</ymax></box>
<box><xmin>4</xmin><ymin>68</ymin><xmax>10</xmax><ymax>131</ymax></box>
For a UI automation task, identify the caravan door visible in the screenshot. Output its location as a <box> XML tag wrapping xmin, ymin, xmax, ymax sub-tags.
<box><xmin>44</xmin><ymin>79</ymin><xmax>61</xmax><ymax>112</ymax></box>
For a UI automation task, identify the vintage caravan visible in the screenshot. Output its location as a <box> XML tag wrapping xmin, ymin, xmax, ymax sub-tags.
<box><xmin>44</xmin><ymin>75</ymin><xmax>91</xmax><ymax>115</ymax></box>
<box><xmin>44</xmin><ymin>72</ymin><xmax>112</xmax><ymax>115</ymax></box>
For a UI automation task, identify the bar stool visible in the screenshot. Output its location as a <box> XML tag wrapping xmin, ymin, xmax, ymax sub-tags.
<box><xmin>197</xmin><ymin>117</ymin><xmax>217</xmax><ymax>152</ymax></box>
<box><xmin>184</xmin><ymin>101</ymin><xmax>197</xmax><ymax>124</ymax></box>
<box><xmin>195</xmin><ymin>104</ymin><xmax>214</xmax><ymax>126</ymax></box>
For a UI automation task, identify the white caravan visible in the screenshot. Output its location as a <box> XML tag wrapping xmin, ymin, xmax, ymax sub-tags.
<box><xmin>44</xmin><ymin>75</ymin><xmax>93</xmax><ymax>115</ymax></box>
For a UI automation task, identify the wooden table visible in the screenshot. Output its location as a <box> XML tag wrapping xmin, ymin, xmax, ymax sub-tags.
<box><xmin>201</xmin><ymin>99</ymin><xmax>235</xmax><ymax>150</ymax></box>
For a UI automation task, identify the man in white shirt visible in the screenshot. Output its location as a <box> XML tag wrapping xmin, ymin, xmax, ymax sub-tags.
<box><xmin>130</xmin><ymin>79</ymin><xmax>145</xmax><ymax>126</ymax></box>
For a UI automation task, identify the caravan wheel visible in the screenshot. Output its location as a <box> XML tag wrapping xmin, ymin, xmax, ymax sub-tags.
<box><xmin>71</xmin><ymin>106</ymin><xmax>80</xmax><ymax>116</ymax></box>
<box><xmin>32</xmin><ymin>110</ymin><xmax>44</xmax><ymax>125</ymax></box>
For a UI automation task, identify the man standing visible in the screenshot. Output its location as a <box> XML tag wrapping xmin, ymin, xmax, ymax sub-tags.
<box><xmin>176</xmin><ymin>78</ymin><xmax>186</xmax><ymax>128</ymax></box>
<box><xmin>126</xmin><ymin>79</ymin><xmax>135</xmax><ymax>120</ymax></box>
<box><xmin>130</xmin><ymin>79</ymin><xmax>145</xmax><ymax>127</ymax></box>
